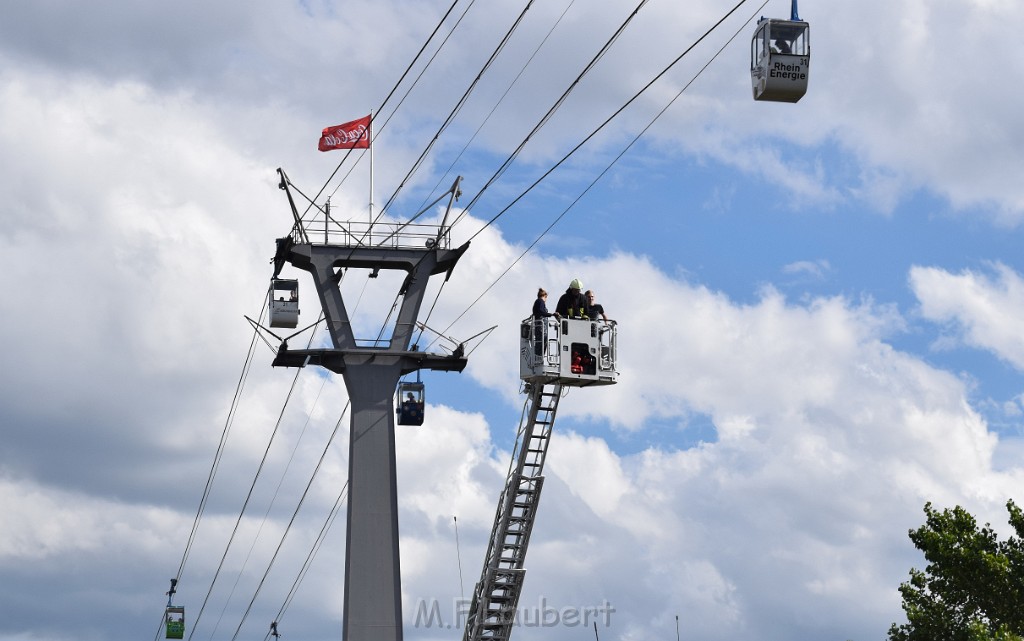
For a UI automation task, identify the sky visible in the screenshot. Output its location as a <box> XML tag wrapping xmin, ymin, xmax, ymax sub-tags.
<box><xmin>3</xmin><ymin>0</ymin><xmax>1024</xmax><ymax>640</ymax></box>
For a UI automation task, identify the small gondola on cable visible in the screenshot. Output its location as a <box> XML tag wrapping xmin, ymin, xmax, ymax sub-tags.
<box><xmin>396</xmin><ymin>377</ymin><xmax>425</xmax><ymax>426</ymax></box>
<box><xmin>751</xmin><ymin>0</ymin><xmax>810</xmax><ymax>102</ymax></box>
<box><xmin>269</xmin><ymin>235</ymin><xmax>301</xmax><ymax>329</ymax></box>
<box><xmin>269</xmin><ymin>278</ymin><xmax>300</xmax><ymax>328</ymax></box>
<box><xmin>164</xmin><ymin>579</ymin><xmax>185</xmax><ymax>639</ymax></box>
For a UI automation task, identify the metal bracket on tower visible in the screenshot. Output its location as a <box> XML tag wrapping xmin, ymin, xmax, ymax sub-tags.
<box><xmin>277</xmin><ymin>168</ymin><xmax>310</xmax><ymax>245</ymax></box>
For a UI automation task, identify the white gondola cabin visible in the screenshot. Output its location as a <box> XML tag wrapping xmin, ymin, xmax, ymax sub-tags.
<box><xmin>751</xmin><ymin>17</ymin><xmax>810</xmax><ymax>102</ymax></box>
<box><xmin>520</xmin><ymin>317</ymin><xmax>617</xmax><ymax>386</ymax></box>
<box><xmin>269</xmin><ymin>278</ymin><xmax>300</xmax><ymax>328</ymax></box>
<box><xmin>166</xmin><ymin>606</ymin><xmax>185</xmax><ymax>640</ymax></box>
<box><xmin>397</xmin><ymin>381</ymin><xmax>425</xmax><ymax>426</ymax></box>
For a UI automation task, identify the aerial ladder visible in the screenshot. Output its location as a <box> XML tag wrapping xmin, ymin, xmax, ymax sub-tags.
<box><xmin>463</xmin><ymin>311</ymin><xmax>618</xmax><ymax>641</ymax></box>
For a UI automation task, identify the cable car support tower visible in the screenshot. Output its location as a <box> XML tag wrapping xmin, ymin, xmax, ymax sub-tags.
<box><xmin>269</xmin><ymin>169</ymin><xmax>469</xmax><ymax>641</ymax></box>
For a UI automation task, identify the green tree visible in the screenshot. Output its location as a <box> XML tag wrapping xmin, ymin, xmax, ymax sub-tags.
<box><xmin>889</xmin><ymin>501</ymin><xmax>1024</xmax><ymax>641</ymax></box>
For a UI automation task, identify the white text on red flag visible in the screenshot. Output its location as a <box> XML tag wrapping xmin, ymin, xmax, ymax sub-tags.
<box><xmin>318</xmin><ymin>114</ymin><xmax>371</xmax><ymax>151</ymax></box>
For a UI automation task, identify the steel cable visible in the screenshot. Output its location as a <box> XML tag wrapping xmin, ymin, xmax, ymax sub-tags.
<box><xmin>433</xmin><ymin>0</ymin><xmax>764</xmax><ymax>343</ymax></box>
<box><xmin>228</xmin><ymin>402</ymin><xmax>351</xmax><ymax>641</ymax></box>
<box><xmin>153</xmin><ymin>292</ymin><xmax>268</xmax><ymax>641</ymax></box>
<box><xmin>374</xmin><ymin>0</ymin><xmax>538</xmax><ymax>224</ymax></box>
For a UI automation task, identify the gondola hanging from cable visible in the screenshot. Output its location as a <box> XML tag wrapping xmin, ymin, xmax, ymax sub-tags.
<box><xmin>396</xmin><ymin>380</ymin><xmax>425</xmax><ymax>426</ymax></box>
<box><xmin>751</xmin><ymin>0</ymin><xmax>810</xmax><ymax>102</ymax></box>
<box><xmin>166</xmin><ymin>607</ymin><xmax>185</xmax><ymax>640</ymax></box>
<box><xmin>164</xmin><ymin>579</ymin><xmax>185</xmax><ymax>640</ymax></box>
<box><xmin>269</xmin><ymin>278</ymin><xmax>300</xmax><ymax>328</ymax></box>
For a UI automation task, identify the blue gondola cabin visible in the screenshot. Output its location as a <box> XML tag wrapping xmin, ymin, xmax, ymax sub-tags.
<box><xmin>397</xmin><ymin>382</ymin><xmax>425</xmax><ymax>426</ymax></box>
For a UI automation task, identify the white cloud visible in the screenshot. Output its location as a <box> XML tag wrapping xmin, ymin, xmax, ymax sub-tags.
<box><xmin>910</xmin><ymin>263</ymin><xmax>1024</xmax><ymax>369</ymax></box>
<box><xmin>782</xmin><ymin>258</ymin><xmax>830</xmax><ymax>280</ymax></box>
<box><xmin>0</xmin><ymin>476</ymin><xmax>182</xmax><ymax>561</ymax></box>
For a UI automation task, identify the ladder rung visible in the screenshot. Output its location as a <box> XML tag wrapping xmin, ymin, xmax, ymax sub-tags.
<box><xmin>488</xmin><ymin>594</ymin><xmax>514</xmax><ymax>603</ymax></box>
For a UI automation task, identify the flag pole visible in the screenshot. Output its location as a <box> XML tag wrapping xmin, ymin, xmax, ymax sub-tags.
<box><xmin>368</xmin><ymin>110</ymin><xmax>374</xmax><ymax>241</ymax></box>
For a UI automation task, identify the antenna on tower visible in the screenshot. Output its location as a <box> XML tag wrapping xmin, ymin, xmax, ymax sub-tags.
<box><xmin>454</xmin><ymin>516</ymin><xmax>465</xmax><ymax>600</ymax></box>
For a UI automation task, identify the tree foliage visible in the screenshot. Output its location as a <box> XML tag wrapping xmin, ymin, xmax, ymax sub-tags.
<box><xmin>889</xmin><ymin>501</ymin><xmax>1024</xmax><ymax>641</ymax></box>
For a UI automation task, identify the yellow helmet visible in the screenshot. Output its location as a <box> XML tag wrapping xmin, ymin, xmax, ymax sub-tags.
<box><xmin>569</xmin><ymin>278</ymin><xmax>583</xmax><ymax>290</ymax></box>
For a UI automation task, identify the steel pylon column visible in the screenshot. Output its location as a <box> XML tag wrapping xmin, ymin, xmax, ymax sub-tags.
<box><xmin>271</xmin><ymin>235</ymin><xmax>469</xmax><ymax>641</ymax></box>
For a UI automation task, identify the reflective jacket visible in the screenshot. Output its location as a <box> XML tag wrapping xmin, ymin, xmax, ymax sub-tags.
<box><xmin>555</xmin><ymin>289</ymin><xmax>588</xmax><ymax>319</ymax></box>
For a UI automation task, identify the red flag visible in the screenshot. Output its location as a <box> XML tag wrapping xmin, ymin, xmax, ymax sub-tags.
<box><xmin>318</xmin><ymin>114</ymin><xmax>371</xmax><ymax>151</ymax></box>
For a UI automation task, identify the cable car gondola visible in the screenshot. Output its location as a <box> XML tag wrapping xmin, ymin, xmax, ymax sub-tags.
<box><xmin>269</xmin><ymin>278</ymin><xmax>299</xmax><ymax>328</ymax></box>
<box><xmin>396</xmin><ymin>381</ymin><xmax>425</xmax><ymax>426</ymax></box>
<box><xmin>166</xmin><ymin>607</ymin><xmax>185</xmax><ymax>639</ymax></box>
<box><xmin>751</xmin><ymin>0</ymin><xmax>810</xmax><ymax>102</ymax></box>
<box><xmin>164</xmin><ymin>579</ymin><xmax>185</xmax><ymax>640</ymax></box>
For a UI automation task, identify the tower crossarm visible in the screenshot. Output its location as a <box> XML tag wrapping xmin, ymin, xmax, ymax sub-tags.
<box><xmin>463</xmin><ymin>382</ymin><xmax>562</xmax><ymax>641</ymax></box>
<box><xmin>272</xmin><ymin>347</ymin><xmax>467</xmax><ymax>375</ymax></box>
<box><xmin>278</xmin><ymin>240</ymin><xmax>469</xmax><ymax>351</ymax></box>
